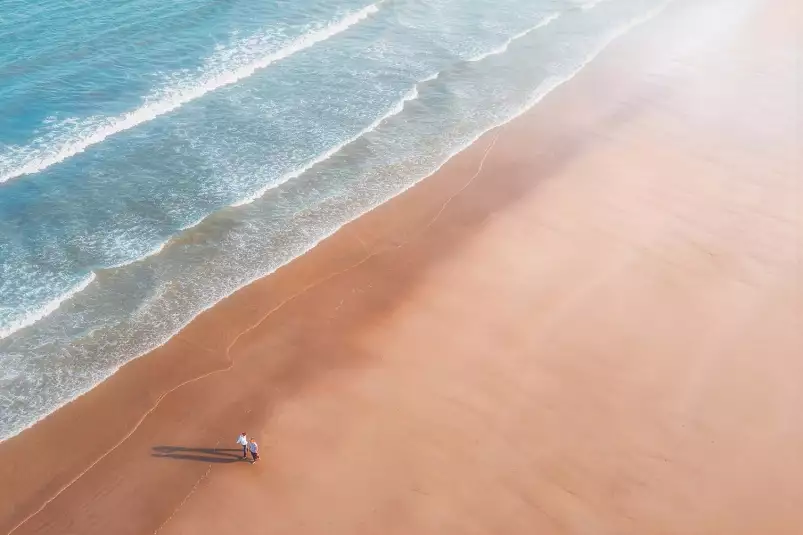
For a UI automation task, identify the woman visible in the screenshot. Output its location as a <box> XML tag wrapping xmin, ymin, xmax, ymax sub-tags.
<box><xmin>249</xmin><ymin>438</ymin><xmax>260</xmax><ymax>463</ymax></box>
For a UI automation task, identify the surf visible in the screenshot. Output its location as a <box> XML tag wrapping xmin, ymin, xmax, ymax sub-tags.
<box><xmin>581</xmin><ymin>0</ymin><xmax>611</xmax><ymax>11</ymax></box>
<box><xmin>467</xmin><ymin>12</ymin><xmax>560</xmax><ymax>63</ymax></box>
<box><xmin>0</xmin><ymin>272</ymin><xmax>96</xmax><ymax>340</ymax></box>
<box><xmin>231</xmin><ymin>84</ymin><xmax>420</xmax><ymax>208</ymax></box>
<box><xmin>0</xmin><ymin>3</ymin><xmax>382</xmax><ymax>185</ymax></box>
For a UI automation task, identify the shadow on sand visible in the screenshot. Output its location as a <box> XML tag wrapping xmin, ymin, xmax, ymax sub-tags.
<box><xmin>151</xmin><ymin>445</ymin><xmax>248</xmax><ymax>464</ymax></box>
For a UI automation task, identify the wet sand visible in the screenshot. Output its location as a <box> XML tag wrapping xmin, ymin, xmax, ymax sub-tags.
<box><xmin>1</xmin><ymin>0</ymin><xmax>801</xmax><ymax>533</ymax></box>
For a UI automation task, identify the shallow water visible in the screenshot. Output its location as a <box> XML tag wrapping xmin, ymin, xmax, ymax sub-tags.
<box><xmin>0</xmin><ymin>0</ymin><xmax>667</xmax><ymax>440</ymax></box>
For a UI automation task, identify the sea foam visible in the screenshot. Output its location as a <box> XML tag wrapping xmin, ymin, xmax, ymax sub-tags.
<box><xmin>581</xmin><ymin>0</ymin><xmax>610</xmax><ymax>11</ymax></box>
<box><xmin>0</xmin><ymin>3</ymin><xmax>381</xmax><ymax>184</ymax></box>
<box><xmin>231</xmin><ymin>84</ymin><xmax>420</xmax><ymax>207</ymax></box>
<box><xmin>468</xmin><ymin>12</ymin><xmax>560</xmax><ymax>63</ymax></box>
<box><xmin>0</xmin><ymin>272</ymin><xmax>96</xmax><ymax>340</ymax></box>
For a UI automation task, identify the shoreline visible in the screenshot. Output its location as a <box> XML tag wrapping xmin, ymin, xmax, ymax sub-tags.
<box><xmin>0</xmin><ymin>91</ymin><xmax>517</xmax><ymax>535</ymax></box>
<box><xmin>2</xmin><ymin>0</ymin><xmax>801</xmax><ymax>533</ymax></box>
<box><xmin>0</xmin><ymin>2</ymin><xmax>669</xmax><ymax>444</ymax></box>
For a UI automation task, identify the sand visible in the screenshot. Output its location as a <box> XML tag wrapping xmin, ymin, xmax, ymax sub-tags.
<box><xmin>0</xmin><ymin>0</ymin><xmax>800</xmax><ymax>533</ymax></box>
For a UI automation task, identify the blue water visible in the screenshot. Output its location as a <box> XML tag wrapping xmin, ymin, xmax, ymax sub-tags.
<box><xmin>0</xmin><ymin>0</ymin><xmax>667</xmax><ymax>440</ymax></box>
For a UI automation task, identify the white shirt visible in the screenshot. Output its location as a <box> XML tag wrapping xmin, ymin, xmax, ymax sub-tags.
<box><xmin>236</xmin><ymin>435</ymin><xmax>248</xmax><ymax>446</ymax></box>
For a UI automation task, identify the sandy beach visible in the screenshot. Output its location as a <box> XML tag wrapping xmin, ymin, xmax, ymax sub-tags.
<box><xmin>1</xmin><ymin>0</ymin><xmax>800</xmax><ymax>533</ymax></box>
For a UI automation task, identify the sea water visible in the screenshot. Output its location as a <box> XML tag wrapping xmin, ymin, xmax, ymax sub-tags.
<box><xmin>0</xmin><ymin>0</ymin><xmax>667</xmax><ymax>440</ymax></box>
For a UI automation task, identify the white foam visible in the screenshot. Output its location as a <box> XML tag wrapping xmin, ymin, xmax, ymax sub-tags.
<box><xmin>468</xmin><ymin>12</ymin><xmax>560</xmax><ymax>63</ymax></box>
<box><xmin>0</xmin><ymin>272</ymin><xmax>96</xmax><ymax>340</ymax></box>
<box><xmin>582</xmin><ymin>0</ymin><xmax>610</xmax><ymax>11</ymax></box>
<box><xmin>231</xmin><ymin>84</ymin><xmax>420</xmax><ymax>207</ymax></box>
<box><xmin>421</xmin><ymin>71</ymin><xmax>441</xmax><ymax>83</ymax></box>
<box><xmin>101</xmin><ymin>238</ymin><xmax>169</xmax><ymax>270</ymax></box>
<box><xmin>0</xmin><ymin>3</ymin><xmax>381</xmax><ymax>184</ymax></box>
<box><xmin>179</xmin><ymin>214</ymin><xmax>208</xmax><ymax>232</ymax></box>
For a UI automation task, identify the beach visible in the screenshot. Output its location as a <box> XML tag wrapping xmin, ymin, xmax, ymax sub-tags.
<box><xmin>1</xmin><ymin>0</ymin><xmax>801</xmax><ymax>533</ymax></box>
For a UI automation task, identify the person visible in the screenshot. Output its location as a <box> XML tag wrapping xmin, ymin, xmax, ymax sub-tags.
<box><xmin>236</xmin><ymin>432</ymin><xmax>248</xmax><ymax>459</ymax></box>
<box><xmin>249</xmin><ymin>438</ymin><xmax>260</xmax><ymax>463</ymax></box>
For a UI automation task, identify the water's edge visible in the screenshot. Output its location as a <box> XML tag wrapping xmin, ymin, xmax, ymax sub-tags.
<box><xmin>0</xmin><ymin>1</ymin><xmax>669</xmax><ymax>443</ymax></box>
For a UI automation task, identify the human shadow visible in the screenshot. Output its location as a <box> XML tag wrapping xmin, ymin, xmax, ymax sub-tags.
<box><xmin>151</xmin><ymin>445</ymin><xmax>247</xmax><ymax>464</ymax></box>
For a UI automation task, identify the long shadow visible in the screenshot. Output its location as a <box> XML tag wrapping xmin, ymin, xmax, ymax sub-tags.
<box><xmin>151</xmin><ymin>445</ymin><xmax>247</xmax><ymax>464</ymax></box>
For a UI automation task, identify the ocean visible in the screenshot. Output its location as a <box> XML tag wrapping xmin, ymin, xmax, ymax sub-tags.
<box><xmin>0</xmin><ymin>0</ymin><xmax>667</xmax><ymax>440</ymax></box>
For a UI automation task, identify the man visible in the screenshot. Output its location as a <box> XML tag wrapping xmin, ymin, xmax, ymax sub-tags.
<box><xmin>249</xmin><ymin>438</ymin><xmax>260</xmax><ymax>463</ymax></box>
<box><xmin>236</xmin><ymin>432</ymin><xmax>248</xmax><ymax>459</ymax></box>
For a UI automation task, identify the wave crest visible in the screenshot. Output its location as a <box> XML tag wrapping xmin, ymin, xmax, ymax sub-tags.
<box><xmin>231</xmin><ymin>83</ymin><xmax>421</xmax><ymax>207</ymax></box>
<box><xmin>0</xmin><ymin>273</ymin><xmax>96</xmax><ymax>340</ymax></box>
<box><xmin>0</xmin><ymin>3</ymin><xmax>382</xmax><ymax>184</ymax></box>
<box><xmin>468</xmin><ymin>12</ymin><xmax>560</xmax><ymax>63</ymax></box>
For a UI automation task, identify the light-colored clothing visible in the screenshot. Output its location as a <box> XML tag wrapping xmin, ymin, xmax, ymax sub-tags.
<box><xmin>249</xmin><ymin>441</ymin><xmax>259</xmax><ymax>453</ymax></box>
<box><xmin>236</xmin><ymin>435</ymin><xmax>248</xmax><ymax>446</ymax></box>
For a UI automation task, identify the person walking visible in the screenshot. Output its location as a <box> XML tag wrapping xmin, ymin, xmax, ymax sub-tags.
<box><xmin>249</xmin><ymin>438</ymin><xmax>260</xmax><ymax>463</ymax></box>
<box><xmin>236</xmin><ymin>432</ymin><xmax>248</xmax><ymax>459</ymax></box>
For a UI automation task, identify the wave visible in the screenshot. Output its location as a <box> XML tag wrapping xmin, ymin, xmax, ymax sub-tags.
<box><xmin>468</xmin><ymin>12</ymin><xmax>560</xmax><ymax>63</ymax></box>
<box><xmin>0</xmin><ymin>272</ymin><xmax>96</xmax><ymax>340</ymax></box>
<box><xmin>231</xmin><ymin>84</ymin><xmax>421</xmax><ymax>207</ymax></box>
<box><xmin>421</xmin><ymin>71</ymin><xmax>440</xmax><ymax>83</ymax></box>
<box><xmin>581</xmin><ymin>0</ymin><xmax>610</xmax><ymax>11</ymax></box>
<box><xmin>0</xmin><ymin>3</ymin><xmax>382</xmax><ymax>185</ymax></box>
<box><xmin>0</xmin><ymin>74</ymin><xmax>421</xmax><ymax>341</ymax></box>
<box><xmin>0</xmin><ymin>235</ymin><xmax>171</xmax><ymax>341</ymax></box>
<box><xmin>100</xmin><ymin>239</ymin><xmax>169</xmax><ymax>271</ymax></box>
<box><xmin>0</xmin><ymin>2</ymin><xmax>657</xmax><ymax>342</ymax></box>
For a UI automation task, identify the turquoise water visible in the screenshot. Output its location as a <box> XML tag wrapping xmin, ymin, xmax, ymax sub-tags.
<box><xmin>0</xmin><ymin>0</ymin><xmax>666</xmax><ymax>439</ymax></box>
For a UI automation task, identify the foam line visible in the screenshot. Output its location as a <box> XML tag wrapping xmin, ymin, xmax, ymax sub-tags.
<box><xmin>0</xmin><ymin>272</ymin><xmax>96</xmax><ymax>340</ymax></box>
<box><xmin>101</xmin><ymin>239</ymin><xmax>169</xmax><ymax>271</ymax></box>
<box><xmin>582</xmin><ymin>0</ymin><xmax>610</xmax><ymax>11</ymax></box>
<box><xmin>231</xmin><ymin>84</ymin><xmax>420</xmax><ymax>207</ymax></box>
<box><xmin>420</xmin><ymin>71</ymin><xmax>440</xmax><ymax>83</ymax></box>
<box><xmin>1</xmin><ymin>236</ymin><xmax>169</xmax><ymax>340</ymax></box>
<box><xmin>0</xmin><ymin>3</ymin><xmax>381</xmax><ymax>184</ymax></box>
<box><xmin>0</xmin><ymin>73</ymin><xmax>417</xmax><ymax>346</ymax></box>
<box><xmin>468</xmin><ymin>12</ymin><xmax>560</xmax><ymax>63</ymax></box>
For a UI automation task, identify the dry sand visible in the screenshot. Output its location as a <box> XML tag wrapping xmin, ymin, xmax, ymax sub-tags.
<box><xmin>0</xmin><ymin>0</ymin><xmax>800</xmax><ymax>533</ymax></box>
